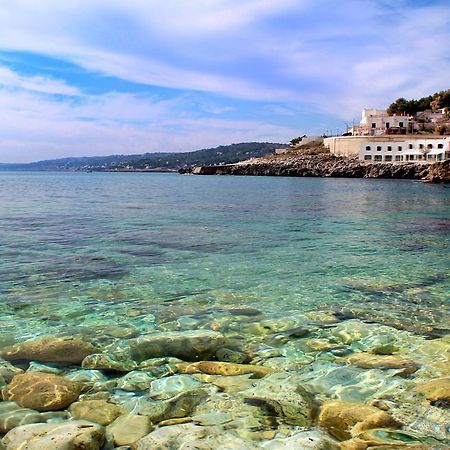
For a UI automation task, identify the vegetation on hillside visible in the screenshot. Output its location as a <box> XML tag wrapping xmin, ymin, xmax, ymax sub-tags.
<box><xmin>387</xmin><ymin>89</ymin><xmax>450</xmax><ymax>116</ymax></box>
<box><xmin>116</xmin><ymin>143</ymin><xmax>286</xmax><ymax>170</ymax></box>
<box><xmin>0</xmin><ymin>143</ymin><xmax>286</xmax><ymax>171</ymax></box>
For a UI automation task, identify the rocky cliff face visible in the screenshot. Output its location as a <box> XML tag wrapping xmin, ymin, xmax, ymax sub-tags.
<box><xmin>187</xmin><ymin>154</ymin><xmax>432</xmax><ymax>180</ymax></box>
<box><xmin>424</xmin><ymin>159</ymin><xmax>450</xmax><ymax>183</ymax></box>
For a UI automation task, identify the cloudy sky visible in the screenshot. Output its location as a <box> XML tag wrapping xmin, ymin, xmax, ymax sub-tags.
<box><xmin>0</xmin><ymin>0</ymin><xmax>449</xmax><ymax>162</ymax></box>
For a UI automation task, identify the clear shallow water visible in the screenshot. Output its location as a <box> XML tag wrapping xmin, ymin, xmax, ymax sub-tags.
<box><xmin>0</xmin><ymin>172</ymin><xmax>449</xmax><ymax>341</ymax></box>
<box><xmin>1</xmin><ymin>172</ymin><xmax>450</xmax><ymax>447</ymax></box>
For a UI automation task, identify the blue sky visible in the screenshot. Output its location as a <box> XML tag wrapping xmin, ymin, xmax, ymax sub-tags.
<box><xmin>0</xmin><ymin>0</ymin><xmax>449</xmax><ymax>162</ymax></box>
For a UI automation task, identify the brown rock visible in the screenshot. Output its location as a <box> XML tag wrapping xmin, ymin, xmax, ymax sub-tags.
<box><xmin>69</xmin><ymin>399</ymin><xmax>122</xmax><ymax>426</ymax></box>
<box><xmin>2</xmin><ymin>372</ymin><xmax>82</xmax><ymax>411</ymax></box>
<box><xmin>158</xmin><ymin>417</ymin><xmax>193</xmax><ymax>427</ymax></box>
<box><xmin>319</xmin><ymin>400</ymin><xmax>401</xmax><ymax>441</ymax></box>
<box><xmin>414</xmin><ymin>377</ymin><xmax>450</xmax><ymax>403</ymax></box>
<box><xmin>347</xmin><ymin>353</ymin><xmax>418</xmax><ymax>376</ymax></box>
<box><xmin>176</xmin><ymin>361</ymin><xmax>273</xmax><ymax>378</ymax></box>
<box><xmin>0</xmin><ymin>336</ymin><xmax>98</xmax><ymax>364</ymax></box>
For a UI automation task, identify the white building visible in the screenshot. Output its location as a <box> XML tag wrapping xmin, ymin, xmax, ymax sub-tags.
<box><xmin>324</xmin><ymin>135</ymin><xmax>450</xmax><ymax>163</ymax></box>
<box><xmin>351</xmin><ymin>109</ymin><xmax>411</xmax><ymax>136</ymax></box>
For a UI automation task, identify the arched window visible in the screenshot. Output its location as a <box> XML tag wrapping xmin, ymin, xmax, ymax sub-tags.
<box><xmin>427</xmin><ymin>144</ymin><xmax>433</xmax><ymax>149</ymax></box>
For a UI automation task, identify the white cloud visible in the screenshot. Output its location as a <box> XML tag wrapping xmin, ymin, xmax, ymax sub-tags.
<box><xmin>0</xmin><ymin>83</ymin><xmax>297</xmax><ymax>162</ymax></box>
<box><xmin>0</xmin><ymin>66</ymin><xmax>81</xmax><ymax>96</ymax></box>
<box><xmin>0</xmin><ymin>0</ymin><xmax>449</xmax><ymax>161</ymax></box>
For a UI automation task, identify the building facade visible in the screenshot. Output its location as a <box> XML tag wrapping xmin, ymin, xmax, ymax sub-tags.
<box><xmin>351</xmin><ymin>109</ymin><xmax>411</xmax><ymax>136</ymax></box>
<box><xmin>324</xmin><ymin>136</ymin><xmax>450</xmax><ymax>163</ymax></box>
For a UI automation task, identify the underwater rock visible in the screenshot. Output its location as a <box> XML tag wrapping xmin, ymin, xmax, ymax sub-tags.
<box><xmin>370</xmin><ymin>344</ymin><xmax>400</xmax><ymax>355</ymax></box>
<box><xmin>130</xmin><ymin>422</ymin><xmax>255</xmax><ymax>450</ymax></box>
<box><xmin>149</xmin><ymin>374</ymin><xmax>203</xmax><ymax>400</ymax></box>
<box><xmin>26</xmin><ymin>362</ymin><xmax>63</xmax><ymax>375</ymax></box>
<box><xmin>0</xmin><ymin>336</ymin><xmax>98</xmax><ymax>364</ymax></box>
<box><xmin>389</xmin><ymin>401</ymin><xmax>450</xmax><ymax>441</ymax></box>
<box><xmin>177</xmin><ymin>361</ymin><xmax>274</xmax><ymax>379</ymax></box>
<box><xmin>0</xmin><ymin>359</ymin><xmax>23</xmax><ymax>384</ymax></box>
<box><xmin>134</xmin><ymin>388</ymin><xmax>209</xmax><ymax>423</ymax></box>
<box><xmin>414</xmin><ymin>377</ymin><xmax>450</xmax><ymax>405</ymax></box>
<box><xmin>216</xmin><ymin>348</ymin><xmax>247</xmax><ymax>363</ymax></box>
<box><xmin>69</xmin><ymin>399</ymin><xmax>122</xmax><ymax>426</ymax></box>
<box><xmin>1</xmin><ymin>420</ymin><xmax>105</xmax><ymax>450</ymax></box>
<box><xmin>305</xmin><ymin>311</ymin><xmax>340</xmax><ymax>324</ymax></box>
<box><xmin>192</xmin><ymin>411</ymin><xmax>232</xmax><ymax>426</ymax></box>
<box><xmin>65</xmin><ymin>369</ymin><xmax>109</xmax><ymax>383</ymax></box>
<box><xmin>193</xmin><ymin>391</ymin><xmax>276</xmax><ymax>433</ymax></box>
<box><xmin>318</xmin><ymin>400</ymin><xmax>401</xmax><ymax>441</ymax></box>
<box><xmin>81</xmin><ymin>353</ymin><xmax>138</xmax><ymax>372</ymax></box>
<box><xmin>347</xmin><ymin>353</ymin><xmax>418</xmax><ymax>376</ymax></box>
<box><xmin>2</xmin><ymin>372</ymin><xmax>82</xmax><ymax>411</ymax></box>
<box><xmin>304</xmin><ymin>338</ymin><xmax>343</xmax><ymax>352</ymax></box>
<box><xmin>241</xmin><ymin>372</ymin><xmax>315</xmax><ymax>425</ymax></box>
<box><xmin>227</xmin><ymin>307</ymin><xmax>262</xmax><ymax>316</ymax></box>
<box><xmin>344</xmin><ymin>428</ymin><xmax>440</xmax><ymax>449</ymax></box>
<box><xmin>107</xmin><ymin>413</ymin><xmax>153</xmax><ymax>447</ymax></box>
<box><xmin>116</xmin><ymin>370</ymin><xmax>155</xmax><ymax>391</ymax></box>
<box><xmin>192</xmin><ymin>373</ymin><xmax>255</xmax><ymax>394</ymax></box>
<box><xmin>261</xmin><ymin>430</ymin><xmax>339</xmax><ymax>449</ymax></box>
<box><xmin>0</xmin><ymin>402</ymin><xmax>44</xmax><ymax>433</ymax></box>
<box><xmin>128</xmin><ymin>330</ymin><xmax>226</xmax><ymax>362</ymax></box>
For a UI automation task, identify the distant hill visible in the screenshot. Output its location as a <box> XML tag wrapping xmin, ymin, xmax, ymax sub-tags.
<box><xmin>0</xmin><ymin>142</ymin><xmax>286</xmax><ymax>171</ymax></box>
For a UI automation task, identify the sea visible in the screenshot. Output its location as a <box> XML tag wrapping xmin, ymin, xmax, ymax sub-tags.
<box><xmin>0</xmin><ymin>171</ymin><xmax>449</xmax><ymax>447</ymax></box>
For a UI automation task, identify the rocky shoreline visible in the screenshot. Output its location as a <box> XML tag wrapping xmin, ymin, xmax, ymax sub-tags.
<box><xmin>182</xmin><ymin>153</ymin><xmax>450</xmax><ymax>183</ymax></box>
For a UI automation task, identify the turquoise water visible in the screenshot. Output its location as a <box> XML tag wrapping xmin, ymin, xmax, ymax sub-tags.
<box><xmin>0</xmin><ymin>172</ymin><xmax>448</xmax><ymax>341</ymax></box>
<box><xmin>1</xmin><ymin>172</ymin><xmax>450</xmax><ymax>447</ymax></box>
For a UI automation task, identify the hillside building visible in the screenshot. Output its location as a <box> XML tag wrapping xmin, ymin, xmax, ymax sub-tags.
<box><xmin>350</xmin><ymin>109</ymin><xmax>411</xmax><ymax>136</ymax></box>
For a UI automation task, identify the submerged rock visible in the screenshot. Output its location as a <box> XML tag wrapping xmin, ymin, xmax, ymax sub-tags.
<box><xmin>241</xmin><ymin>373</ymin><xmax>315</xmax><ymax>425</ymax></box>
<box><xmin>2</xmin><ymin>420</ymin><xmax>105</xmax><ymax>450</ymax></box>
<box><xmin>0</xmin><ymin>359</ymin><xmax>23</xmax><ymax>384</ymax></box>
<box><xmin>128</xmin><ymin>330</ymin><xmax>226</xmax><ymax>362</ymax></box>
<box><xmin>177</xmin><ymin>361</ymin><xmax>274</xmax><ymax>378</ymax></box>
<box><xmin>370</xmin><ymin>343</ymin><xmax>400</xmax><ymax>355</ymax></box>
<box><xmin>318</xmin><ymin>400</ymin><xmax>401</xmax><ymax>441</ymax></box>
<box><xmin>116</xmin><ymin>370</ymin><xmax>155</xmax><ymax>391</ymax></box>
<box><xmin>346</xmin><ymin>428</ymin><xmax>443</xmax><ymax>449</ymax></box>
<box><xmin>414</xmin><ymin>377</ymin><xmax>450</xmax><ymax>405</ymax></box>
<box><xmin>69</xmin><ymin>399</ymin><xmax>122</xmax><ymax>426</ymax></box>
<box><xmin>107</xmin><ymin>413</ymin><xmax>153</xmax><ymax>447</ymax></box>
<box><xmin>2</xmin><ymin>372</ymin><xmax>82</xmax><ymax>411</ymax></box>
<box><xmin>0</xmin><ymin>402</ymin><xmax>44</xmax><ymax>433</ymax></box>
<box><xmin>347</xmin><ymin>353</ymin><xmax>418</xmax><ymax>376</ymax></box>
<box><xmin>261</xmin><ymin>430</ymin><xmax>339</xmax><ymax>449</ymax></box>
<box><xmin>149</xmin><ymin>374</ymin><xmax>202</xmax><ymax>400</ymax></box>
<box><xmin>81</xmin><ymin>353</ymin><xmax>138</xmax><ymax>372</ymax></box>
<box><xmin>216</xmin><ymin>348</ymin><xmax>247</xmax><ymax>363</ymax></box>
<box><xmin>132</xmin><ymin>389</ymin><xmax>209</xmax><ymax>423</ymax></box>
<box><xmin>131</xmin><ymin>422</ymin><xmax>255</xmax><ymax>450</ymax></box>
<box><xmin>0</xmin><ymin>336</ymin><xmax>98</xmax><ymax>364</ymax></box>
<box><xmin>65</xmin><ymin>369</ymin><xmax>108</xmax><ymax>383</ymax></box>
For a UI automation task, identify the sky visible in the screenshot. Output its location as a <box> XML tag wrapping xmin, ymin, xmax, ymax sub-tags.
<box><xmin>0</xmin><ymin>0</ymin><xmax>449</xmax><ymax>162</ymax></box>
